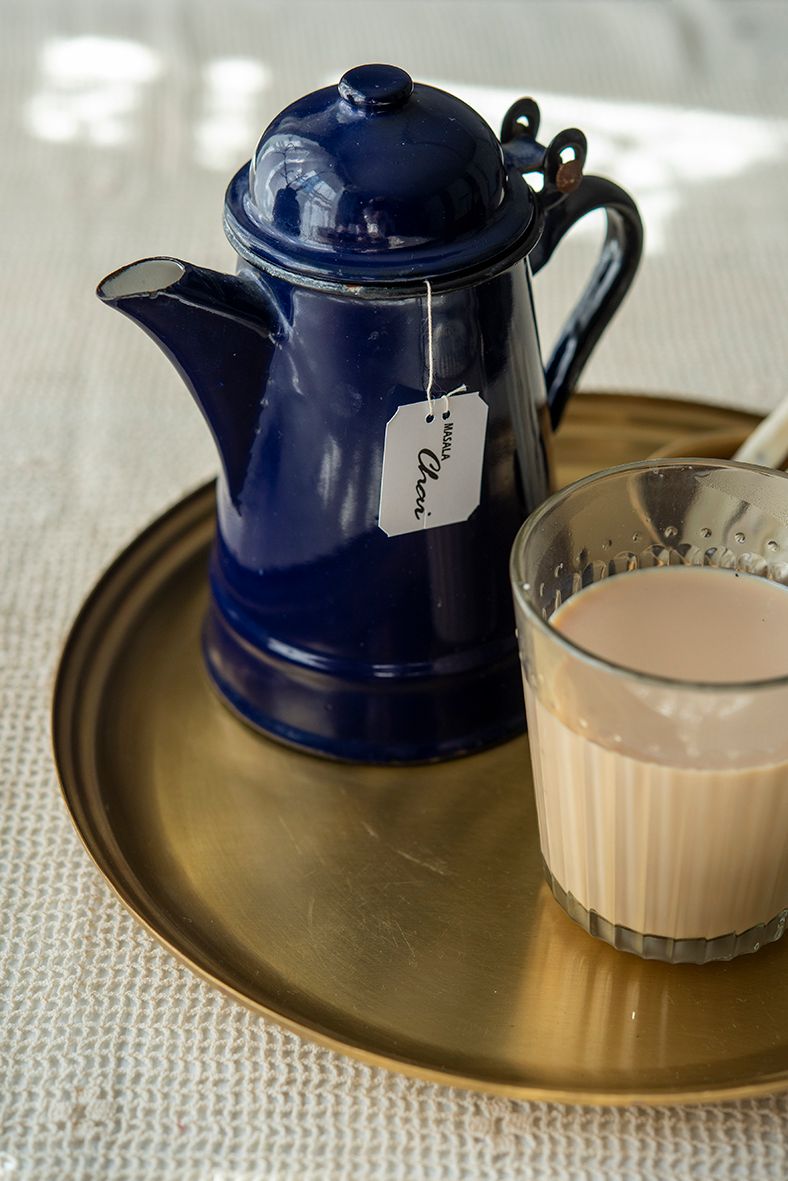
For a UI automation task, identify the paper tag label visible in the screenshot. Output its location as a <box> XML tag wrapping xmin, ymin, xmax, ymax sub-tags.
<box><xmin>378</xmin><ymin>392</ymin><xmax>489</xmax><ymax>537</ymax></box>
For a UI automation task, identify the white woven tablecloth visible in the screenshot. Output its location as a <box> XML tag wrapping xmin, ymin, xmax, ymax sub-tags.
<box><xmin>1</xmin><ymin>1</ymin><xmax>787</xmax><ymax>1177</ymax></box>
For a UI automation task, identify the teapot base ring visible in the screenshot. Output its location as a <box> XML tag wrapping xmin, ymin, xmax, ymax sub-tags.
<box><xmin>202</xmin><ymin>602</ymin><xmax>526</xmax><ymax>765</ymax></box>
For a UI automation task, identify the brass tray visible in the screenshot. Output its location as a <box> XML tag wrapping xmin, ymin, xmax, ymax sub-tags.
<box><xmin>53</xmin><ymin>392</ymin><xmax>788</xmax><ymax>1105</ymax></box>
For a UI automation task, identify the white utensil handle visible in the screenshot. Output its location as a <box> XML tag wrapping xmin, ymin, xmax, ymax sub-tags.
<box><xmin>733</xmin><ymin>396</ymin><xmax>788</xmax><ymax>468</ymax></box>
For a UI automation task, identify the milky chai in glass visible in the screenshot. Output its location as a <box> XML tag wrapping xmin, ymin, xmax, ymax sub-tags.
<box><xmin>512</xmin><ymin>460</ymin><xmax>788</xmax><ymax>962</ymax></box>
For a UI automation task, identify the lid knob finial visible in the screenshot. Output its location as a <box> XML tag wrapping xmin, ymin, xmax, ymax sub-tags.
<box><xmin>338</xmin><ymin>65</ymin><xmax>414</xmax><ymax>111</ymax></box>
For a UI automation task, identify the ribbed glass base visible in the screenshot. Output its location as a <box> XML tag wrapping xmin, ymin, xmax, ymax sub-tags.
<box><xmin>544</xmin><ymin>862</ymin><xmax>788</xmax><ymax>964</ymax></box>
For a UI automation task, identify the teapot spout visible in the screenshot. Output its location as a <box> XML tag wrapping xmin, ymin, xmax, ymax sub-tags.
<box><xmin>97</xmin><ymin>258</ymin><xmax>278</xmax><ymax>504</ymax></box>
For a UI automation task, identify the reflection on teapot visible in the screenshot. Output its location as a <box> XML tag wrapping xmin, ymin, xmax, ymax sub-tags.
<box><xmin>98</xmin><ymin>65</ymin><xmax>642</xmax><ymax>763</ymax></box>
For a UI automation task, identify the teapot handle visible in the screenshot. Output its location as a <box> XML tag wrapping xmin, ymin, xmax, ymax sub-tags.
<box><xmin>502</xmin><ymin>100</ymin><xmax>644</xmax><ymax>429</ymax></box>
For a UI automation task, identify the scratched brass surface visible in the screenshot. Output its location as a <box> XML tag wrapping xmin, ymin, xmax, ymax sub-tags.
<box><xmin>53</xmin><ymin>392</ymin><xmax>788</xmax><ymax>1104</ymax></box>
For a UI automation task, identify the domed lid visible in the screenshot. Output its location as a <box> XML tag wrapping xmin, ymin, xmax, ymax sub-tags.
<box><xmin>223</xmin><ymin>65</ymin><xmax>537</xmax><ymax>290</ymax></box>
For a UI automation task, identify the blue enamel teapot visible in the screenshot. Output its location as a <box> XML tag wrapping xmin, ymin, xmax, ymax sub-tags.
<box><xmin>98</xmin><ymin>65</ymin><xmax>642</xmax><ymax>763</ymax></box>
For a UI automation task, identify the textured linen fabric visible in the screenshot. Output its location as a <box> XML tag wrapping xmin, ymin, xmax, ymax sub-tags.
<box><xmin>1</xmin><ymin>1</ymin><xmax>787</xmax><ymax>1177</ymax></box>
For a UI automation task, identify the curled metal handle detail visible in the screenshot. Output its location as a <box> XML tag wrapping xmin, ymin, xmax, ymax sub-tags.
<box><xmin>500</xmin><ymin>96</ymin><xmax>643</xmax><ymax>428</ymax></box>
<box><xmin>501</xmin><ymin>98</ymin><xmax>586</xmax><ymax>209</ymax></box>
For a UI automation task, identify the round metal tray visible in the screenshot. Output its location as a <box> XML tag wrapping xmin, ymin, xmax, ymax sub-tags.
<box><xmin>53</xmin><ymin>392</ymin><xmax>788</xmax><ymax>1104</ymax></box>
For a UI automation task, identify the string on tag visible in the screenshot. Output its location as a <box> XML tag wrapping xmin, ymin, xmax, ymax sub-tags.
<box><xmin>425</xmin><ymin>279</ymin><xmax>467</xmax><ymax>420</ymax></box>
<box><xmin>442</xmin><ymin>385</ymin><xmax>466</xmax><ymax>417</ymax></box>
<box><xmin>424</xmin><ymin>279</ymin><xmax>435</xmax><ymax>417</ymax></box>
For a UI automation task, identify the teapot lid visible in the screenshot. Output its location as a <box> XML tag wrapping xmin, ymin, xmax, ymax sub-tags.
<box><xmin>223</xmin><ymin>65</ymin><xmax>537</xmax><ymax>290</ymax></box>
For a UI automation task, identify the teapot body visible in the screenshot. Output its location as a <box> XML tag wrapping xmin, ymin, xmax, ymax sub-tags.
<box><xmin>205</xmin><ymin>260</ymin><xmax>550</xmax><ymax>761</ymax></box>
<box><xmin>98</xmin><ymin>71</ymin><xmax>643</xmax><ymax>762</ymax></box>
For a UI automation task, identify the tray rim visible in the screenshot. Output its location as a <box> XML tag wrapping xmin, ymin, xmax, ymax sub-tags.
<box><xmin>52</xmin><ymin>391</ymin><xmax>788</xmax><ymax>1106</ymax></box>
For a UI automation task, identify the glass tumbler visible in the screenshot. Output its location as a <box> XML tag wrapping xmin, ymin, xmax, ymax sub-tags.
<box><xmin>510</xmin><ymin>459</ymin><xmax>788</xmax><ymax>963</ymax></box>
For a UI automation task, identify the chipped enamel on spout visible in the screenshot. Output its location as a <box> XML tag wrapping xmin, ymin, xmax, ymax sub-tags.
<box><xmin>98</xmin><ymin>257</ymin><xmax>278</xmax><ymax>507</ymax></box>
